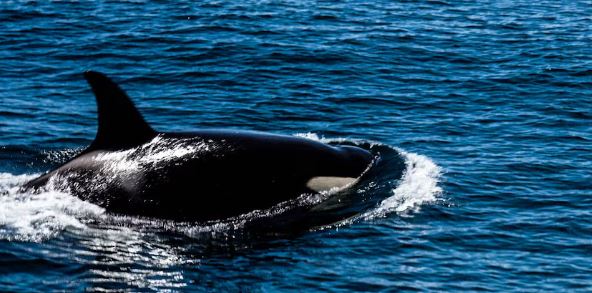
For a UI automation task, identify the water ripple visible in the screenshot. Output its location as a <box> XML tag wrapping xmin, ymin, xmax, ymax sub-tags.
<box><xmin>1</xmin><ymin>0</ymin><xmax>592</xmax><ymax>291</ymax></box>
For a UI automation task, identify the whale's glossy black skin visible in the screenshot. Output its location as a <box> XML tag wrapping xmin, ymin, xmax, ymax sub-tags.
<box><xmin>22</xmin><ymin>71</ymin><xmax>374</xmax><ymax>221</ymax></box>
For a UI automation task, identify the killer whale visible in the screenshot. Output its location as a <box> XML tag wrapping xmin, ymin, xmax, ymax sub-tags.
<box><xmin>22</xmin><ymin>71</ymin><xmax>374</xmax><ymax>221</ymax></box>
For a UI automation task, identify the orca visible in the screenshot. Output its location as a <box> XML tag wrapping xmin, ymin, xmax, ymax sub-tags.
<box><xmin>22</xmin><ymin>71</ymin><xmax>374</xmax><ymax>221</ymax></box>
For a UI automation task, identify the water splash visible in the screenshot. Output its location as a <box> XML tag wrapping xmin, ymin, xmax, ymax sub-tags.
<box><xmin>362</xmin><ymin>150</ymin><xmax>443</xmax><ymax>219</ymax></box>
<box><xmin>0</xmin><ymin>136</ymin><xmax>220</xmax><ymax>242</ymax></box>
<box><xmin>0</xmin><ymin>173</ymin><xmax>104</xmax><ymax>242</ymax></box>
<box><xmin>92</xmin><ymin>135</ymin><xmax>214</xmax><ymax>173</ymax></box>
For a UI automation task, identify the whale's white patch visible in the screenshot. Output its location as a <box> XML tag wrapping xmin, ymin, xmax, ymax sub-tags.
<box><xmin>306</xmin><ymin>176</ymin><xmax>357</xmax><ymax>193</ymax></box>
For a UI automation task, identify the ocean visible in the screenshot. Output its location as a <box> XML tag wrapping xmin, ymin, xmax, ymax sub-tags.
<box><xmin>1</xmin><ymin>0</ymin><xmax>591</xmax><ymax>291</ymax></box>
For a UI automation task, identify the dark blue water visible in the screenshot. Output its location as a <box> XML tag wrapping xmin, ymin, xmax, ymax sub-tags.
<box><xmin>1</xmin><ymin>0</ymin><xmax>591</xmax><ymax>291</ymax></box>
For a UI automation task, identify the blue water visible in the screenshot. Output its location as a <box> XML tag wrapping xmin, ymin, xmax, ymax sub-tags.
<box><xmin>1</xmin><ymin>0</ymin><xmax>591</xmax><ymax>291</ymax></box>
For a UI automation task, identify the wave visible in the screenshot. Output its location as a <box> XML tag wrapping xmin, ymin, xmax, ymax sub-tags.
<box><xmin>360</xmin><ymin>150</ymin><xmax>443</xmax><ymax>219</ymax></box>
<box><xmin>0</xmin><ymin>173</ymin><xmax>104</xmax><ymax>242</ymax></box>
<box><xmin>0</xmin><ymin>134</ymin><xmax>443</xmax><ymax>241</ymax></box>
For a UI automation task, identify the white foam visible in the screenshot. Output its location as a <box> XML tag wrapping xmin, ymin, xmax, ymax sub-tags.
<box><xmin>362</xmin><ymin>150</ymin><xmax>442</xmax><ymax>219</ymax></box>
<box><xmin>295</xmin><ymin>132</ymin><xmax>369</xmax><ymax>145</ymax></box>
<box><xmin>0</xmin><ymin>173</ymin><xmax>104</xmax><ymax>242</ymax></box>
<box><xmin>294</xmin><ymin>132</ymin><xmax>323</xmax><ymax>141</ymax></box>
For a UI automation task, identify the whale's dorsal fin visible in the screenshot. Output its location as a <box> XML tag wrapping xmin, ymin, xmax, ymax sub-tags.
<box><xmin>83</xmin><ymin>71</ymin><xmax>156</xmax><ymax>151</ymax></box>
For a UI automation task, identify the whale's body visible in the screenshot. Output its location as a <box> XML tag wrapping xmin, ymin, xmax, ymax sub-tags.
<box><xmin>23</xmin><ymin>71</ymin><xmax>374</xmax><ymax>221</ymax></box>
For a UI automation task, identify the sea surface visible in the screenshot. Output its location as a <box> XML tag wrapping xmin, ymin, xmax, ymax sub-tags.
<box><xmin>1</xmin><ymin>0</ymin><xmax>591</xmax><ymax>292</ymax></box>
